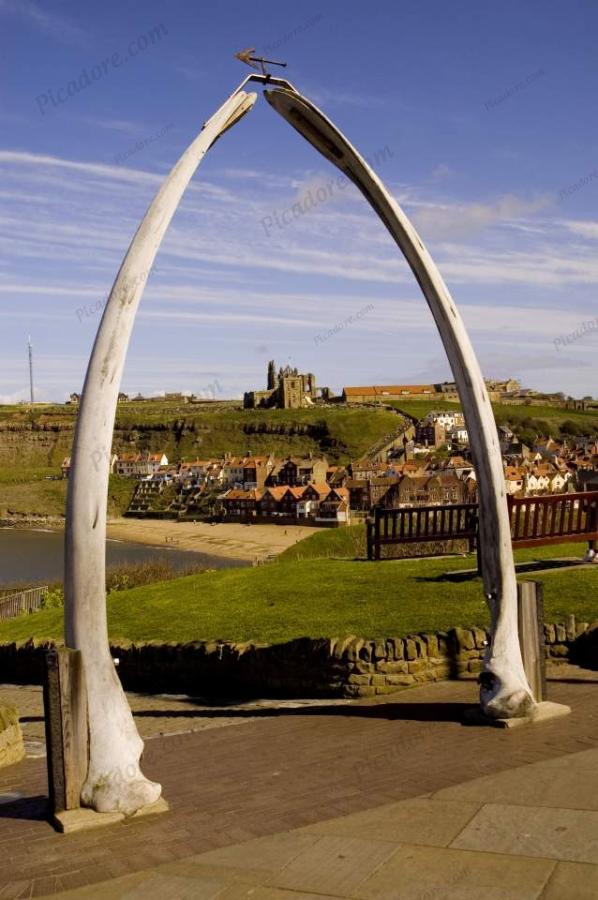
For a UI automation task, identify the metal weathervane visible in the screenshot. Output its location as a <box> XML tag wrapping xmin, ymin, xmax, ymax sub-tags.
<box><xmin>235</xmin><ymin>47</ymin><xmax>287</xmax><ymax>77</ymax></box>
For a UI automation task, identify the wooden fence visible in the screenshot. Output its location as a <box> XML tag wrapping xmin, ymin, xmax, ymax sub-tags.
<box><xmin>0</xmin><ymin>586</ymin><xmax>48</xmax><ymax>620</ymax></box>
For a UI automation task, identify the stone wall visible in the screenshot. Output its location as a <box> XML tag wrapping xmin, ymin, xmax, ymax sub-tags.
<box><xmin>0</xmin><ymin>705</ymin><xmax>25</xmax><ymax>768</ymax></box>
<box><xmin>0</xmin><ymin>617</ymin><xmax>595</xmax><ymax>698</ymax></box>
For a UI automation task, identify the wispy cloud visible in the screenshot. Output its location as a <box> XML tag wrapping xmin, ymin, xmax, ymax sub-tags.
<box><xmin>410</xmin><ymin>193</ymin><xmax>553</xmax><ymax>241</ymax></box>
<box><xmin>301</xmin><ymin>84</ymin><xmax>388</xmax><ymax>109</ymax></box>
<box><xmin>76</xmin><ymin>115</ymin><xmax>144</xmax><ymax>136</ymax></box>
<box><xmin>0</xmin><ymin>0</ymin><xmax>87</xmax><ymax>44</ymax></box>
<box><xmin>1</xmin><ymin>145</ymin><xmax>597</xmax><ymax>399</ymax></box>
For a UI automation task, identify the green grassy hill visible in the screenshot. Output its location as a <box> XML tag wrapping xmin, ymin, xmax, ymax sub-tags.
<box><xmin>1</xmin><ymin>534</ymin><xmax>595</xmax><ymax>645</ymax></box>
<box><xmin>390</xmin><ymin>399</ymin><xmax>598</xmax><ymax>443</ymax></box>
<box><xmin>0</xmin><ymin>471</ymin><xmax>136</xmax><ymax>519</ymax></box>
<box><xmin>0</xmin><ymin>402</ymin><xmax>407</xmax><ymax>469</ymax></box>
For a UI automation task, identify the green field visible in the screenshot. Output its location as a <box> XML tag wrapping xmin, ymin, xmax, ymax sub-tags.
<box><xmin>1</xmin><ymin>530</ymin><xmax>595</xmax><ymax>645</ymax></box>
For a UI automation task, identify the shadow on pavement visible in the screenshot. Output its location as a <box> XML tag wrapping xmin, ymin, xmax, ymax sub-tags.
<box><xmin>0</xmin><ymin>795</ymin><xmax>49</xmax><ymax>822</ymax></box>
<box><xmin>133</xmin><ymin>700</ymin><xmax>477</xmax><ymax>724</ymax></box>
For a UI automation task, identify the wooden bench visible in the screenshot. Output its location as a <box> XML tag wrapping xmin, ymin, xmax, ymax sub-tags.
<box><xmin>507</xmin><ymin>491</ymin><xmax>598</xmax><ymax>549</ymax></box>
<box><xmin>366</xmin><ymin>503</ymin><xmax>478</xmax><ymax>560</ymax></box>
<box><xmin>366</xmin><ymin>491</ymin><xmax>598</xmax><ymax>561</ymax></box>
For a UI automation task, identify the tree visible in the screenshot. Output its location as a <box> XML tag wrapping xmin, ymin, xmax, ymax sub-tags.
<box><xmin>267</xmin><ymin>360</ymin><xmax>276</xmax><ymax>390</ymax></box>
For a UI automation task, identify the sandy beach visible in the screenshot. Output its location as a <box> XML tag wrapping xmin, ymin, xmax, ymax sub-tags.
<box><xmin>106</xmin><ymin>518</ymin><xmax>319</xmax><ymax>562</ymax></box>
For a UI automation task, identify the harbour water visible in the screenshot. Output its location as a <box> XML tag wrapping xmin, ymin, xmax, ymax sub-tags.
<box><xmin>0</xmin><ymin>528</ymin><xmax>245</xmax><ymax>586</ymax></box>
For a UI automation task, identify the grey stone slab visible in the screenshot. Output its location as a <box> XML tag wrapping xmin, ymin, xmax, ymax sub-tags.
<box><xmin>110</xmin><ymin>873</ymin><xmax>225</xmax><ymax>899</ymax></box>
<box><xmin>218</xmin><ymin>886</ymin><xmax>342</xmax><ymax>899</ymax></box>
<box><xmin>300</xmin><ymin>798</ymin><xmax>481</xmax><ymax>848</ymax></box>
<box><xmin>156</xmin><ymin>860</ymin><xmax>264</xmax><ymax>887</ymax></box>
<box><xmin>55</xmin><ymin>872</ymin><xmax>227</xmax><ymax>899</ymax></box>
<box><xmin>434</xmin><ymin>749</ymin><xmax>598</xmax><ymax>811</ymax></box>
<box><xmin>267</xmin><ymin>834</ymin><xmax>400</xmax><ymax>897</ymax></box>
<box><xmin>451</xmin><ymin>803</ymin><xmax>598</xmax><ymax>864</ymax></box>
<box><xmin>355</xmin><ymin>844</ymin><xmax>554</xmax><ymax>900</ymax></box>
<box><xmin>190</xmin><ymin>831</ymin><xmax>320</xmax><ymax>875</ymax></box>
<box><xmin>540</xmin><ymin>861</ymin><xmax>598</xmax><ymax>900</ymax></box>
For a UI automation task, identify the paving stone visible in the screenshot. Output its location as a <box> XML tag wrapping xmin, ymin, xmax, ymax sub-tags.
<box><xmin>189</xmin><ymin>832</ymin><xmax>320</xmax><ymax>875</ymax></box>
<box><xmin>266</xmin><ymin>834</ymin><xmax>400</xmax><ymax>897</ymax></box>
<box><xmin>540</xmin><ymin>860</ymin><xmax>598</xmax><ymax>900</ymax></box>
<box><xmin>356</xmin><ymin>845</ymin><xmax>554</xmax><ymax>899</ymax></box>
<box><xmin>300</xmin><ymin>797</ymin><xmax>481</xmax><ymax>847</ymax></box>
<box><xmin>451</xmin><ymin>803</ymin><xmax>598</xmax><ymax>864</ymax></box>
<box><xmin>433</xmin><ymin>748</ymin><xmax>598</xmax><ymax>811</ymax></box>
<box><xmin>58</xmin><ymin>871</ymin><xmax>227</xmax><ymax>899</ymax></box>
<box><xmin>218</xmin><ymin>887</ymin><xmax>341</xmax><ymax>900</ymax></box>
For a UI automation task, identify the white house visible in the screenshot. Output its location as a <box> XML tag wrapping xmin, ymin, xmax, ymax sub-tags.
<box><xmin>447</xmin><ymin>425</ymin><xmax>469</xmax><ymax>444</ymax></box>
<box><xmin>116</xmin><ymin>452</ymin><xmax>168</xmax><ymax>478</ymax></box>
<box><xmin>424</xmin><ymin>410</ymin><xmax>465</xmax><ymax>430</ymax></box>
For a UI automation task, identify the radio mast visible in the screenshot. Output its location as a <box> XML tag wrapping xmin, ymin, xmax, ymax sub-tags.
<box><xmin>28</xmin><ymin>336</ymin><xmax>34</xmax><ymax>404</ymax></box>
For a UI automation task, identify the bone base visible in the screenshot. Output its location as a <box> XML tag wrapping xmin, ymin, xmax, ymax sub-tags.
<box><xmin>464</xmin><ymin>701</ymin><xmax>571</xmax><ymax>729</ymax></box>
<box><xmin>52</xmin><ymin>797</ymin><xmax>169</xmax><ymax>834</ymax></box>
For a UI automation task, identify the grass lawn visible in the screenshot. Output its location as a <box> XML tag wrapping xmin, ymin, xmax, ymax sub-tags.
<box><xmin>1</xmin><ymin>537</ymin><xmax>595</xmax><ymax>646</ymax></box>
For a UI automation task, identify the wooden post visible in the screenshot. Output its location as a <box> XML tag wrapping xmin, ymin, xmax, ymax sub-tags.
<box><xmin>43</xmin><ymin>648</ymin><xmax>89</xmax><ymax>814</ymax></box>
<box><xmin>517</xmin><ymin>581</ymin><xmax>546</xmax><ymax>702</ymax></box>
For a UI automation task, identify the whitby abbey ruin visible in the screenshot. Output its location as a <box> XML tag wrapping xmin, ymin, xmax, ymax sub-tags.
<box><xmin>244</xmin><ymin>360</ymin><xmax>324</xmax><ymax>409</ymax></box>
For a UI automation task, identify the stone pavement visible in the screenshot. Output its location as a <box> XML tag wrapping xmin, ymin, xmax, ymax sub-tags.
<box><xmin>61</xmin><ymin>744</ymin><xmax>598</xmax><ymax>899</ymax></box>
<box><xmin>0</xmin><ymin>671</ymin><xmax>596</xmax><ymax>898</ymax></box>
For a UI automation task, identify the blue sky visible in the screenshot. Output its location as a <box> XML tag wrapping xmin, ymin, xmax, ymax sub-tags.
<box><xmin>1</xmin><ymin>0</ymin><xmax>597</xmax><ymax>402</ymax></box>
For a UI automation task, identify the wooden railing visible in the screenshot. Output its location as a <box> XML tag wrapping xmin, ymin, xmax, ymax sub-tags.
<box><xmin>367</xmin><ymin>491</ymin><xmax>598</xmax><ymax>561</ymax></box>
<box><xmin>0</xmin><ymin>586</ymin><xmax>48</xmax><ymax>620</ymax></box>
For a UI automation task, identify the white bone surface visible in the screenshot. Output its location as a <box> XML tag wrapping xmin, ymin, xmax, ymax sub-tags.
<box><xmin>64</xmin><ymin>90</ymin><xmax>257</xmax><ymax>814</ymax></box>
<box><xmin>264</xmin><ymin>87</ymin><xmax>534</xmax><ymax>719</ymax></box>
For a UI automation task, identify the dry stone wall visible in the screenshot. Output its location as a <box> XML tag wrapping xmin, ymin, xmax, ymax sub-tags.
<box><xmin>0</xmin><ymin>705</ymin><xmax>25</xmax><ymax>768</ymax></box>
<box><xmin>1</xmin><ymin>616</ymin><xmax>595</xmax><ymax>698</ymax></box>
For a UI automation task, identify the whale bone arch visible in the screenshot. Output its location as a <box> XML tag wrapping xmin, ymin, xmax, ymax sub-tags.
<box><xmin>65</xmin><ymin>79</ymin><xmax>534</xmax><ymax>814</ymax></box>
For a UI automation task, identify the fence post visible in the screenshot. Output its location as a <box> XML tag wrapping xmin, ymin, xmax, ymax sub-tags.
<box><xmin>517</xmin><ymin>581</ymin><xmax>546</xmax><ymax>702</ymax></box>
<box><xmin>43</xmin><ymin>648</ymin><xmax>89</xmax><ymax>817</ymax></box>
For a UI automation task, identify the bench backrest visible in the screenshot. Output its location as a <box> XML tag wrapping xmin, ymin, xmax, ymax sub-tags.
<box><xmin>367</xmin><ymin>491</ymin><xmax>598</xmax><ymax>559</ymax></box>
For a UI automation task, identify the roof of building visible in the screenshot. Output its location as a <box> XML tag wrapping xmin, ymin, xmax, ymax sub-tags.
<box><xmin>222</xmin><ymin>489</ymin><xmax>262</xmax><ymax>501</ymax></box>
<box><xmin>344</xmin><ymin>385</ymin><xmax>436</xmax><ymax>397</ymax></box>
<box><xmin>262</xmin><ymin>487</ymin><xmax>289</xmax><ymax>501</ymax></box>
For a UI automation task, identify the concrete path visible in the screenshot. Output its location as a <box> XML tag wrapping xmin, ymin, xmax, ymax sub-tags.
<box><xmin>0</xmin><ymin>672</ymin><xmax>597</xmax><ymax>898</ymax></box>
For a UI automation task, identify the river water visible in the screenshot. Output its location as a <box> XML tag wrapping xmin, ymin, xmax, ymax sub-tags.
<box><xmin>0</xmin><ymin>528</ymin><xmax>246</xmax><ymax>586</ymax></box>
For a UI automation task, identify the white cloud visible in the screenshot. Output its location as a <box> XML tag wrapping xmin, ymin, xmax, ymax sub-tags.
<box><xmin>411</xmin><ymin>193</ymin><xmax>553</xmax><ymax>241</ymax></box>
<box><xmin>561</xmin><ymin>219</ymin><xmax>598</xmax><ymax>240</ymax></box>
